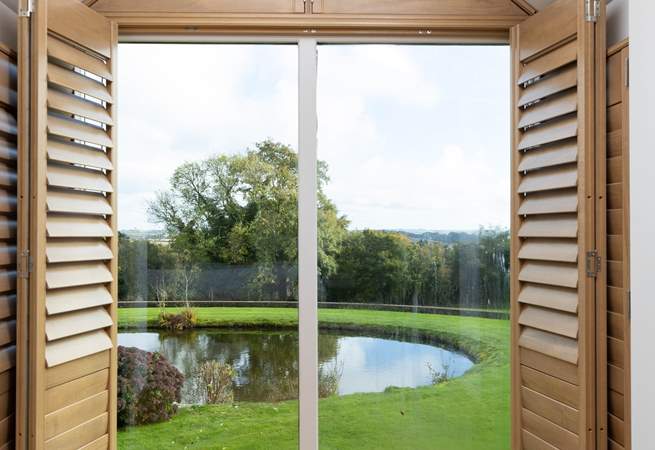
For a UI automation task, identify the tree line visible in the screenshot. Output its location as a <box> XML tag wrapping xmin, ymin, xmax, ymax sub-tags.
<box><xmin>118</xmin><ymin>141</ymin><xmax>509</xmax><ymax>310</ymax></box>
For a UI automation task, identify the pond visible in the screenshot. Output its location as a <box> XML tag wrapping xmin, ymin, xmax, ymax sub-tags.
<box><xmin>118</xmin><ymin>329</ymin><xmax>474</xmax><ymax>404</ymax></box>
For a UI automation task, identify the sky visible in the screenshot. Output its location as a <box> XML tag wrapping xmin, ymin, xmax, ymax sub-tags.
<box><xmin>117</xmin><ymin>44</ymin><xmax>510</xmax><ymax>232</ymax></box>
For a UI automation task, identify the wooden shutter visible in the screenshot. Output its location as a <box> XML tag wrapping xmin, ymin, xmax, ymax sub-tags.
<box><xmin>0</xmin><ymin>4</ymin><xmax>17</xmax><ymax>448</ymax></box>
<box><xmin>24</xmin><ymin>0</ymin><xmax>118</xmax><ymax>448</ymax></box>
<box><xmin>510</xmin><ymin>0</ymin><xmax>605</xmax><ymax>449</ymax></box>
<box><xmin>311</xmin><ymin>0</ymin><xmax>530</xmax><ymax>16</ymax></box>
<box><xmin>602</xmin><ymin>39</ymin><xmax>630</xmax><ymax>450</ymax></box>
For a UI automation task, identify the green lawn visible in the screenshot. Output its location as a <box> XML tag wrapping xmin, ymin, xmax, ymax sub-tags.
<box><xmin>118</xmin><ymin>308</ymin><xmax>510</xmax><ymax>450</ymax></box>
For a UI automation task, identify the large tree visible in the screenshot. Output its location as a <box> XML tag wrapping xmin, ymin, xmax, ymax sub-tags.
<box><xmin>148</xmin><ymin>140</ymin><xmax>348</xmax><ymax>300</ymax></box>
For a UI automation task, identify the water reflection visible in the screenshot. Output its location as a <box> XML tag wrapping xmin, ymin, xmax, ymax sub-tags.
<box><xmin>118</xmin><ymin>329</ymin><xmax>473</xmax><ymax>404</ymax></box>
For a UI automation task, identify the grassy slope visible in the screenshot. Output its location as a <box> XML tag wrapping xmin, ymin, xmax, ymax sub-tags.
<box><xmin>118</xmin><ymin>308</ymin><xmax>510</xmax><ymax>450</ymax></box>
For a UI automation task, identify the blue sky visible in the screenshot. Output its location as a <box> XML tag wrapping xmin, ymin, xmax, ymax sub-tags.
<box><xmin>117</xmin><ymin>44</ymin><xmax>509</xmax><ymax>231</ymax></box>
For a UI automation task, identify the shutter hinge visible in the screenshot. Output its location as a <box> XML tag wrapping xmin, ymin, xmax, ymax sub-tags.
<box><xmin>18</xmin><ymin>250</ymin><xmax>32</xmax><ymax>279</ymax></box>
<box><xmin>586</xmin><ymin>250</ymin><xmax>601</xmax><ymax>278</ymax></box>
<box><xmin>627</xmin><ymin>290</ymin><xmax>631</xmax><ymax>320</ymax></box>
<box><xmin>18</xmin><ymin>0</ymin><xmax>33</xmax><ymax>17</ymax></box>
<box><xmin>585</xmin><ymin>0</ymin><xmax>600</xmax><ymax>22</ymax></box>
<box><xmin>625</xmin><ymin>56</ymin><xmax>630</xmax><ymax>87</ymax></box>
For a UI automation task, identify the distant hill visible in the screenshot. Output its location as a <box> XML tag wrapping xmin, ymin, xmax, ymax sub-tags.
<box><xmin>391</xmin><ymin>229</ymin><xmax>480</xmax><ymax>244</ymax></box>
<box><xmin>120</xmin><ymin>229</ymin><xmax>167</xmax><ymax>241</ymax></box>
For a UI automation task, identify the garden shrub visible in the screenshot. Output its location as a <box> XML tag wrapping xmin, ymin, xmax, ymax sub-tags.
<box><xmin>192</xmin><ymin>360</ymin><xmax>235</xmax><ymax>404</ymax></box>
<box><xmin>158</xmin><ymin>308</ymin><xmax>197</xmax><ymax>331</ymax></box>
<box><xmin>117</xmin><ymin>346</ymin><xmax>184</xmax><ymax>427</ymax></box>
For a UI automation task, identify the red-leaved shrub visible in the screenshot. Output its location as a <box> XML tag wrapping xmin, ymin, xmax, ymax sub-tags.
<box><xmin>117</xmin><ymin>346</ymin><xmax>184</xmax><ymax>427</ymax></box>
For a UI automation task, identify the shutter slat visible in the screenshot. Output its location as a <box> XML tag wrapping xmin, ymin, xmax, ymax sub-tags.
<box><xmin>0</xmin><ymin>320</ymin><xmax>15</xmax><ymax>347</ymax></box>
<box><xmin>48</xmin><ymin>89</ymin><xmax>113</xmax><ymax>126</ymax></box>
<box><xmin>46</xmin><ymin>262</ymin><xmax>112</xmax><ymax>290</ymax></box>
<box><xmin>519</xmin><ymin>261</ymin><xmax>578</xmax><ymax>288</ymax></box>
<box><xmin>518</xmin><ymin>238</ymin><xmax>578</xmax><ymax>263</ymax></box>
<box><xmin>46</xmin><ymin>240</ymin><xmax>112</xmax><ymax>264</ymax></box>
<box><xmin>43</xmin><ymin>412</ymin><xmax>108</xmax><ymax>450</ymax></box>
<box><xmin>45</xmin><ymin>330</ymin><xmax>112</xmax><ymax>368</ymax></box>
<box><xmin>519</xmin><ymin>215</ymin><xmax>578</xmax><ymax>238</ymax></box>
<box><xmin>45</xmin><ymin>390</ymin><xmax>108</xmax><ymax>440</ymax></box>
<box><xmin>518</xmin><ymin>140</ymin><xmax>577</xmax><ymax>172</ymax></box>
<box><xmin>46</xmin><ymin>350</ymin><xmax>110</xmax><ymax>390</ymax></box>
<box><xmin>80</xmin><ymin>434</ymin><xmax>109</xmax><ymax>450</ymax></box>
<box><xmin>518</xmin><ymin>64</ymin><xmax>577</xmax><ymax>107</ymax></box>
<box><xmin>522</xmin><ymin>408</ymin><xmax>579</xmax><ymax>450</ymax></box>
<box><xmin>518</xmin><ymin>40</ymin><xmax>577</xmax><ymax>85</ymax></box>
<box><xmin>519</xmin><ymin>305</ymin><xmax>578</xmax><ymax>338</ymax></box>
<box><xmin>518</xmin><ymin>189</ymin><xmax>578</xmax><ymax>215</ymax></box>
<box><xmin>0</xmin><ymin>295</ymin><xmax>15</xmax><ymax>321</ymax></box>
<box><xmin>522</xmin><ymin>429</ymin><xmax>559</xmax><ymax>450</ymax></box>
<box><xmin>47</xmin><ymin>216</ymin><xmax>112</xmax><ymax>238</ymax></box>
<box><xmin>0</xmin><ymin>110</ymin><xmax>16</xmax><ymax>136</ymax></box>
<box><xmin>519</xmin><ymin>284</ymin><xmax>578</xmax><ymax>313</ymax></box>
<box><xmin>0</xmin><ymin>346</ymin><xmax>15</xmax><ymax>374</ymax></box>
<box><xmin>518</xmin><ymin>90</ymin><xmax>577</xmax><ymax>129</ymax></box>
<box><xmin>521</xmin><ymin>365</ymin><xmax>578</xmax><ymax>408</ymax></box>
<box><xmin>521</xmin><ymin>386</ymin><xmax>579</xmax><ymax>433</ymax></box>
<box><xmin>46</xmin><ymin>307</ymin><xmax>112</xmax><ymax>342</ymax></box>
<box><xmin>47</xmin><ymin>191</ymin><xmax>112</xmax><ymax>216</ymax></box>
<box><xmin>47</xmin><ymin>63</ymin><xmax>111</xmax><ymax>103</ymax></box>
<box><xmin>46</xmin><ymin>369</ymin><xmax>109</xmax><ymax>414</ymax></box>
<box><xmin>46</xmin><ymin>285</ymin><xmax>112</xmax><ymax>316</ymax></box>
<box><xmin>0</xmin><ymin>218</ymin><xmax>16</xmax><ymax>240</ymax></box>
<box><xmin>519</xmin><ymin>327</ymin><xmax>579</xmax><ymax>365</ymax></box>
<box><xmin>48</xmin><ymin>140</ymin><xmax>112</xmax><ymax>170</ymax></box>
<box><xmin>47</xmin><ymin>115</ymin><xmax>112</xmax><ymax>148</ymax></box>
<box><xmin>518</xmin><ymin>116</ymin><xmax>577</xmax><ymax>150</ymax></box>
<box><xmin>47</xmin><ymin>164</ymin><xmax>112</xmax><ymax>193</ymax></box>
<box><xmin>518</xmin><ymin>164</ymin><xmax>577</xmax><ymax>193</ymax></box>
<box><xmin>48</xmin><ymin>38</ymin><xmax>112</xmax><ymax>81</ymax></box>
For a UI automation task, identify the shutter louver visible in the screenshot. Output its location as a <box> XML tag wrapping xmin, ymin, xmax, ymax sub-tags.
<box><xmin>25</xmin><ymin>0</ymin><xmax>118</xmax><ymax>447</ymax></box>
<box><xmin>511</xmin><ymin>0</ymin><xmax>603</xmax><ymax>448</ymax></box>
<box><xmin>0</xmin><ymin>33</ymin><xmax>17</xmax><ymax>450</ymax></box>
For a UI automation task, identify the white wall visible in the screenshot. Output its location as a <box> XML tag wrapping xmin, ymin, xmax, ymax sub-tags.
<box><xmin>630</xmin><ymin>1</ymin><xmax>655</xmax><ymax>448</ymax></box>
<box><xmin>0</xmin><ymin>0</ymin><xmax>17</xmax><ymax>51</ymax></box>
<box><xmin>607</xmin><ymin>0</ymin><xmax>628</xmax><ymax>46</ymax></box>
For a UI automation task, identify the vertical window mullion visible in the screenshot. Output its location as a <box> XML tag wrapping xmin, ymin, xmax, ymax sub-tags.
<box><xmin>298</xmin><ymin>38</ymin><xmax>319</xmax><ymax>450</ymax></box>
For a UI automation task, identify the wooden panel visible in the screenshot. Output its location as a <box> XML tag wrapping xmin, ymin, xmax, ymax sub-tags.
<box><xmin>607</xmin><ymin>104</ymin><xmax>621</xmax><ymax>132</ymax></box>
<box><xmin>519</xmin><ymin>305</ymin><xmax>578</xmax><ymax>339</ymax></box>
<box><xmin>516</xmin><ymin>41</ymin><xmax>578</xmax><ymax>84</ymax></box>
<box><xmin>518</xmin><ymin>115</ymin><xmax>577</xmax><ymax>150</ymax></box>
<box><xmin>607</xmin><ymin>182</ymin><xmax>623</xmax><ymax>210</ymax></box>
<box><xmin>47</xmin><ymin>63</ymin><xmax>111</xmax><ymax>104</ymax></box>
<box><xmin>45</xmin><ymin>307</ymin><xmax>112</xmax><ymax>341</ymax></box>
<box><xmin>0</xmin><ymin>320</ymin><xmax>16</xmax><ymax>347</ymax></box>
<box><xmin>47</xmin><ymin>190</ymin><xmax>112</xmax><ymax>216</ymax></box>
<box><xmin>48</xmin><ymin>140</ymin><xmax>112</xmax><ymax>170</ymax></box>
<box><xmin>518</xmin><ymin>215</ymin><xmax>577</xmax><ymax>238</ymax></box>
<box><xmin>521</xmin><ymin>386</ymin><xmax>579</xmax><ymax>433</ymax></box>
<box><xmin>521</xmin><ymin>365</ymin><xmax>578</xmax><ymax>408</ymax></box>
<box><xmin>608</xmin><ymin>364</ymin><xmax>624</xmax><ymax>395</ymax></box>
<box><xmin>521</xmin><ymin>408</ymin><xmax>579</xmax><ymax>450</ymax></box>
<box><xmin>519</xmin><ymin>327</ymin><xmax>578</xmax><ymax>365</ymax></box>
<box><xmin>607</xmin><ymin>337</ymin><xmax>624</xmax><ymax>369</ymax></box>
<box><xmin>47</xmin><ymin>164</ymin><xmax>112</xmax><ymax>193</ymax></box>
<box><xmin>45</xmin><ymin>330</ymin><xmax>112</xmax><ymax>367</ymax></box>
<box><xmin>606</xmin><ymin>130</ymin><xmax>622</xmax><ymax>157</ymax></box>
<box><xmin>518</xmin><ymin>284</ymin><xmax>577</xmax><ymax>313</ymax></box>
<box><xmin>518</xmin><ymin>164</ymin><xmax>577</xmax><ymax>194</ymax></box>
<box><xmin>47</xmin><ymin>115</ymin><xmax>112</xmax><ymax>148</ymax></box>
<box><xmin>518</xmin><ymin>238</ymin><xmax>577</xmax><ymax>263</ymax></box>
<box><xmin>608</xmin><ymin>390</ymin><xmax>624</xmax><ymax>420</ymax></box>
<box><xmin>606</xmin><ymin>51</ymin><xmax>622</xmax><ymax>107</ymax></box>
<box><xmin>518</xmin><ymin>64</ymin><xmax>577</xmax><ymax>107</ymax></box>
<box><xmin>0</xmin><ymin>346</ymin><xmax>15</xmax><ymax>374</ymax></box>
<box><xmin>522</xmin><ymin>429</ymin><xmax>559</xmax><ymax>450</ymax></box>
<box><xmin>607</xmin><ymin>234</ymin><xmax>622</xmax><ymax>261</ymax></box>
<box><xmin>43</xmin><ymin>412</ymin><xmax>108</xmax><ymax>450</ymax></box>
<box><xmin>46</xmin><ymin>369</ymin><xmax>108</xmax><ymax>414</ymax></box>
<box><xmin>607</xmin><ymin>156</ymin><xmax>622</xmax><ymax>184</ymax></box>
<box><xmin>0</xmin><ymin>295</ymin><xmax>14</xmax><ymax>320</ymax></box>
<box><xmin>517</xmin><ymin>0</ymin><xmax>576</xmax><ymax>62</ymax></box>
<box><xmin>46</xmin><ymin>285</ymin><xmax>112</xmax><ymax>316</ymax></box>
<box><xmin>48</xmin><ymin>0</ymin><xmax>112</xmax><ymax>58</ymax></box>
<box><xmin>518</xmin><ymin>189</ymin><xmax>577</xmax><ymax>215</ymax></box>
<box><xmin>46</xmin><ymin>350</ymin><xmax>110</xmax><ymax>389</ymax></box>
<box><xmin>45</xmin><ymin>262</ymin><xmax>112</xmax><ymax>290</ymax></box>
<box><xmin>518</xmin><ymin>140</ymin><xmax>577</xmax><ymax>172</ymax></box>
<box><xmin>518</xmin><ymin>90</ymin><xmax>577</xmax><ymax>129</ymax></box>
<box><xmin>608</xmin><ymin>414</ymin><xmax>625</xmax><ymax>446</ymax></box>
<box><xmin>93</xmin><ymin>0</ymin><xmax>303</xmax><ymax>14</ymax></box>
<box><xmin>48</xmin><ymin>37</ymin><xmax>112</xmax><ymax>81</ymax></box>
<box><xmin>313</xmin><ymin>0</ymin><xmax>526</xmax><ymax>16</ymax></box>
<box><xmin>79</xmin><ymin>434</ymin><xmax>109</xmax><ymax>450</ymax></box>
<box><xmin>48</xmin><ymin>89</ymin><xmax>113</xmax><ymax>126</ymax></box>
<box><xmin>45</xmin><ymin>390</ymin><xmax>108</xmax><ymax>439</ymax></box>
<box><xmin>47</xmin><ymin>216</ymin><xmax>113</xmax><ymax>238</ymax></box>
<box><xmin>518</xmin><ymin>261</ymin><xmax>578</xmax><ymax>288</ymax></box>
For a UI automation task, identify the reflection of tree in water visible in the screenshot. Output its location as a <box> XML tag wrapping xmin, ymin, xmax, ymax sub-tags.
<box><xmin>155</xmin><ymin>330</ymin><xmax>339</xmax><ymax>403</ymax></box>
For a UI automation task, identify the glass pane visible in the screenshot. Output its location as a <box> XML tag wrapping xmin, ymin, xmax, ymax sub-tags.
<box><xmin>117</xmin><ymin>44</ymin><xmax>299</xmax><ymax>449</ymax></box>
<box><xmin>317</xmin><ymin>44</ymin><xmax>510</xmax><ymax>449</ymax></box>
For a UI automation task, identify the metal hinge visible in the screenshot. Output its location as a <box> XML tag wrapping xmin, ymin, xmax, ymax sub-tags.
<box><xmin>586</xmin><ymin>250</ymin><xmax>601</xmax><ymax>278</ymax></box>
<box><xmin>18</xmin><ymin>0</ymin><xmax>33</xmax><ymax>17</ymax></box>
<box><xmin>17</xmin><ymin>250</ymin><xmax>32</xmax><ymax>279</ymax></box>
<box><xmin>625</xmin><ymin>56</ymin><xmax>630</xmax><ymax>87</ymax></box>
<box><xmin>585</xmin><ymin>0</ymin><xmax>600</xmax><ymax>22</ymax></box>
<box><xmin>627</xmin><ymin>290</ymin><xmax>631</xmax><ymax>320</ymax></box>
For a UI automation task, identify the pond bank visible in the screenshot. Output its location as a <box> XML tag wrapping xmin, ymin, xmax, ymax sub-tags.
<box><xmin>117</xmin><ymin>308</ymin><xmax>510</xmax><ymax>450</ymax></box>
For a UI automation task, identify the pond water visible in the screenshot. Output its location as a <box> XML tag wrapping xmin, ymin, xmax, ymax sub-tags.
<box><xmin>118</xmin><ymin>329</ymin><xmax>474</xmax><ymax>404</ymax></box>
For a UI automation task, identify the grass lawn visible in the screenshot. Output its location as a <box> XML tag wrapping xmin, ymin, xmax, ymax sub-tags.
<box><xmin>118</xmin><ymin>307</ymin><xmax>510</xmax><ymax>450</ymax></box>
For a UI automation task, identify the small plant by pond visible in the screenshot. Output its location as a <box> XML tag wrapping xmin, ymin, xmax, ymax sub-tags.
<box><xmin>191</xmin><ymin>360</ymin><xmax>235</xmax><ymax>404</ymax></box>
<box><xmin>426</xmin><ymin>360</ymin><xmax>453</xmax><ymax>385</ymax></box>
<box><xmin>117</xmin><ymin>346</ymin><xmax>185</xmax><ymax>427</ymax></box>
<box><xmin>158</xmin><ymin>308</ymin><xmax>197</xmax><ymax>331</ymax></box>
<box><xmin>319</xmin><ymin>360</ymin><xmax>343</xmax><ymax>398</ymax></box>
